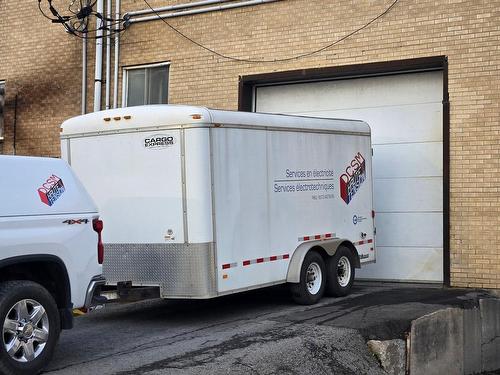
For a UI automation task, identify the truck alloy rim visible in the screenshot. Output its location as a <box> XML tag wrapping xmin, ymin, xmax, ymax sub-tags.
<box><xmin>306</xmin><ymin>262</ymin><xmax>322</xmax><ymax>295</ymax></box>
<box><xmin>2</xmin><ymin>299</ymin><xmax>49</xmax><ymax>362</ymax></box>
<box><xmin>337</xmin><ymin>256</ymin><xmax>351</xmax><ymax>287</ymax></box>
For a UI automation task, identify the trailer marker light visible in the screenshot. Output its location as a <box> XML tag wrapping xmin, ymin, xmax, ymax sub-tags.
<box><xmin>372</xmin><ymin>210</ymin><xmax>375</xmax><ymax>218</ymax></box>
<box><xmin>124</xmin><ymin>115</ymin><xmax>132</xmax><ymax>120</ymax></box>
<box><xmin>104</xmin><ymin>117</ymin><xmax>111</xmax><ymax>122</ymax></box>
<box><xmin>190</xmin><ymin>114</ymin><xmax>202</xmax><ymax>120</ymax></box>
<box><xmin>223</xmin><ymin>274</ymin><xmax>228</xmax><ymax>279</ymax></box>
<box><xmin>113</xmin><ymin>116</ymin><xmax>121</xmax><ymax>121</ymax></box>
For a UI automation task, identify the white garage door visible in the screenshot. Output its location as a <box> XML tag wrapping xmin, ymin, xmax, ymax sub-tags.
<box><xmin>255</xmin><ymin>71</ymin><xmax>443</xmax><ymax>282</ymax></box>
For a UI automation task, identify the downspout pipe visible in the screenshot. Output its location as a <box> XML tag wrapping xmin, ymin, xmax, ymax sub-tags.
<box><xmin>125</xmin><ymin>0</ymin><xmax>235</xmax><ymax>18</ymax></box>
<box><xmin>82</xmin><ymin>35</ymin><xmax>87</xmax><ymax>114</ymax></box>
<box><xmin>105</xmin><ymin>0</ymin><xmax>112</xmax><ymax>110</ymax></box>
<box><xmin>12</xmin><ymin>95</ymin><xmax>18</xmax><ymax>155</ymax></box>
<box><xmin>127</xmin><ymin>0</ymin><xmax>281</xmax><ymax>24</ymax></box>
<box><xmin>93</xmin><ymin>0</ymin><xmax>104</xmax><ymax>112</ymax></box>
<box><xmin>113</xmin><ymin>0</ymin><xmax>120</xmax><ymax>108</ymax></box>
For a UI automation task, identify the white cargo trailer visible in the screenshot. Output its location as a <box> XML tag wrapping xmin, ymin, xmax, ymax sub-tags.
<box><xmin>61</xmin><ymin>105</ymin><xmax>375</xmax><ymax>304</ymax></box>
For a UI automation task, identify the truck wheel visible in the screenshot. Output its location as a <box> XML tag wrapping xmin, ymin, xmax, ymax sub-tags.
<box><xmin>326</xmin><ymin>246</ymin><xmax>355</xmax><ymax>297</ymax></box>
<box><xmin>0</xmin><ymin>281</ymin><xmax>61</xmax><ymax>375</ymax></box>
<box><xmin>290</xmin><ymin>251</ymin><xmax>326</xmax><ymax>305</ymax></box>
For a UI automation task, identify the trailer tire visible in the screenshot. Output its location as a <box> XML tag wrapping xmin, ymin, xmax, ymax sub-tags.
<box><xmin>290</xmin><ymin>251</ymin><xmax>326</xmax><ymax>305</ymax></box>
<box><xmin>0</xmin><ymin>281</ymin><xmax>60</xmax><ymax>375</ymax></box>
<box><xmin>326</xmin><ymin>246</ymin><xmax>355</xmax><ymax>297</ymax></box>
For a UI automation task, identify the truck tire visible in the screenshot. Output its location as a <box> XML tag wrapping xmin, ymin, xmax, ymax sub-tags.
<box><xmin>290</xmin><ymin>251</ymin><xmax>326</xmax><ymax>305</ymax></box>
<box><xmin>0</xmin><ymin>281</ymin><xmax>61</xmax><ymax>375</ymax></box>
<box><xmin>325</xmin><ymin>246</ymin><xmax>355</xmax><ymax>297</ymax></box>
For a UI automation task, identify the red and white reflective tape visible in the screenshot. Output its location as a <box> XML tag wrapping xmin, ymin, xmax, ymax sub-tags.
<box><xmin>298</xmin><ymin>232</ymin><xmax>336</xmax><ymax>242</ymax></box>
<box><xmin>242</xmin><ymin>254</ymin><xmax>289</xmax><ymax>267</ymax></box>
<box><xmin>354</xmin><ymin>239</ymin><xmax>374</xmax><ymax>246</ymax></box>
<box><xmin>221</xmin><ymin>262</ymin><xmax>238</xmax><ymax>270</ymax></box>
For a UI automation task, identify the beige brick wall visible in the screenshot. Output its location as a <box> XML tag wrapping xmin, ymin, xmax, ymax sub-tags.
<box><xmin>0</xmin><ymin>1</ymin><xmax>87</xmax><ymax>156</ymax></box>
<box><xmin>1</xmin><ymin>0</ymin><xmax>499</xmax><ymax>289</ymax></box>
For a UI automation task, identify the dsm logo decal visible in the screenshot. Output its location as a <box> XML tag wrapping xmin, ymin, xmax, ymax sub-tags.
<box><xmin>144</xmin><ymin>134</ymin><xmax>175</xmax><ymax>149</ymax></box>
<box><xmin>38</xmin><ymin>175</ymin><xmax>65</xmax><ymax>206</ymax></box>
<box><xmin>340</xmin><ymin>152</ymin><xmax>366</xmax><ymax>205</ymax></box>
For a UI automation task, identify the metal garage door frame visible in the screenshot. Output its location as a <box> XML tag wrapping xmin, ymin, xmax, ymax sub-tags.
<box><xmin>238</xmin><ymin>56</ymin><xmax>450</xmax><ymax>285</ymax></box>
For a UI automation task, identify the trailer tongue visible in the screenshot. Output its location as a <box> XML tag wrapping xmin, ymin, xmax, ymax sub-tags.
<box><xmin>61</xmin><ymin>104</ymin><xmax>375</xmax><ymax>305</ymax></box>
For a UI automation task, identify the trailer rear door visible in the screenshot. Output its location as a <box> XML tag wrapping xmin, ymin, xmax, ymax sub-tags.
<box><xmin>66</xmin><ymin>130</ymin><xmax>184</xmax><ymax>244</ymax></box>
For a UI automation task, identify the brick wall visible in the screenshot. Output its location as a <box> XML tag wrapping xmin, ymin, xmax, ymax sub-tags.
<box><xmin>1</xmin><ymin>0</ymin><xmax>499</xmax><ymax>289</ymax></box>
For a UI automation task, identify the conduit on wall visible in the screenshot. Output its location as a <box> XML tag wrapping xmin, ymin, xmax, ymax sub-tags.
<box><xmin>90</xmin><ymin>0</ymin><xmax>280</xmax><ymax>111</ymax></box>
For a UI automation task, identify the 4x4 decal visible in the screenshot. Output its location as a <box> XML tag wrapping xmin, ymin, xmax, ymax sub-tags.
<box><xmin>62</xmin><ymin>219</ymin><xmax>89</xmax><ymax>225</ymax></box>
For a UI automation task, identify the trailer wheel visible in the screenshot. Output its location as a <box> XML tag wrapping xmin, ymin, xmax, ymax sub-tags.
<box><xmin>326</xmin><ymin>246</ymin><xmax>355</xmax><ymax>297</ymax></box>
<box><xmin>290</xmin><ymin>251</ymin><xmax>326</xmax><ymax>305</ymax></box>
<box><xmin>0</xmin><ymin>281</ymin><xmax>60</xmax><ymax>375</ymax></box>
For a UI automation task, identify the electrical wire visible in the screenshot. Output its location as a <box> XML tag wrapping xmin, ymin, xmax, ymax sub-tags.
<box><xmin>38</xmin><ymin>1</ymin><xmax>55</xmax><ymax>20</ymax></box>
<box><xmin>37</xmin><ymin>0</ymin><xmax>125</xmax><ymax>39</ymax></box>
<box><xmin>141</xmin><ymin>0</ymin><xmax>401</xmax><ymax>63</ymax></box>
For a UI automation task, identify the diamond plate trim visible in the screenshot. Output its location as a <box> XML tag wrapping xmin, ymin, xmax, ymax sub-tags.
<box><xmin>103</xmin><ymin>243</ymin><xmax>217</xmax><ymax>298</ymax></box>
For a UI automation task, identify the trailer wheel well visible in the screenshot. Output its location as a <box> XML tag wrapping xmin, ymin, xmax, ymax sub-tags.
<box><xmin>309</xmin><ymin>246</ymin><xmax>329</xmax><ymax>261</ymax></box>
<box><xmin>310</xmin><ymin>243</ymin><xmax>360</xmax><ymax>268</ymax></box>
<box><xmin>286</xmin><ymin>239</ymin><xmax>361</xmax><ymax>283</ymax></box>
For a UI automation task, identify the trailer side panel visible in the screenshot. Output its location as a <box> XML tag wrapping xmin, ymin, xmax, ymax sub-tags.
<box><xmin>213</xmin><ymin>126</ymin><xmax>373</xmax><ymax>293</ymax></box>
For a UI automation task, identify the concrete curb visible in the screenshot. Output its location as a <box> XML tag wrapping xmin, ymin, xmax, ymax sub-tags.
<box><xmin>409</xmin><ymin>307</ymin><xmax>464</xmax><ymax>374</ymax></box>
<box><xmin>368</xmin><ymin>297</ymin><xmax>500</xmax><ymax>375</ymax></box>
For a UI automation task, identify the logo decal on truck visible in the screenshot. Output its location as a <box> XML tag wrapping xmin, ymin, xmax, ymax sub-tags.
<box><xmin>38</xmin><ymin>175</ymin><xmax>65</xmax><ymax>206</ymax></box>
<box><xmin>340</xmin><ymin>152</ymin><xmax>366</xmax><ymax>204</ymax></box>
<box><xmin>144</xmin><ymin>134</ymin><xmax>175</xmax><ymax>149</ymax></box>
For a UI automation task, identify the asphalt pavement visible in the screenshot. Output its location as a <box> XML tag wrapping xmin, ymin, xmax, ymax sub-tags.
<box><xmin>43</xmin><ymin>282</ymin><xmax>491</xmax><ymax>375</ymax></box>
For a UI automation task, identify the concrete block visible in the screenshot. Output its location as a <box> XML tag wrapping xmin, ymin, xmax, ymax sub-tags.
<box><xmin>488</xmin><ymin>290</ymin><xmax>500</xmax><ymax>299</ymax></box>
<box><xmin>463</xmin><ymin>307</ymin><xmax>482</xmax><ymax>375</ymax></box>
<box><xmin>409</xmin><ymin>308</ymin><xmax>464</xmax><ymax>375</ymax></box>
<box><xmin>480</xmin><ymin>299</ymin><xmax>500</xmax><ymax>372</ymax></box>
<box><xmin>367</xmin><ymin>339</ymin><xmax>406</xmax><ymax>375</ymax></box>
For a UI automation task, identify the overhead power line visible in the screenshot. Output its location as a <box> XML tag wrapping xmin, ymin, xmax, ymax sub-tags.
<box><xmin>38</xmin><ymin>0</ymin><xmax>126</xmax><ymax>39</ymax></box>
<box><xmin>141</xmin><ymin>0</ymin><xmax>401</xmax><ymax>63</ymax></box>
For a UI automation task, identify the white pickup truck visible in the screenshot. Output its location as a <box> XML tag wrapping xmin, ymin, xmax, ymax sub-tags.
<box><xmin>0</xmin><ymin>156</ymin><xmax>105</xmax><ymax>375</ymax></box>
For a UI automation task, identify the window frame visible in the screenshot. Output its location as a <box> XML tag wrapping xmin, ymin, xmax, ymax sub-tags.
<box><xmin>122</xmin><ymin>62</ymin><xmax>170</xmax><ymax>108</ymax></box>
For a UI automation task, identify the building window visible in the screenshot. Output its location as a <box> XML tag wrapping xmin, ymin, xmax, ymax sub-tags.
<box><xmin>123</xmin><ymin>63</ymin><xmax>169</xmax><ymax>107</ymax></box>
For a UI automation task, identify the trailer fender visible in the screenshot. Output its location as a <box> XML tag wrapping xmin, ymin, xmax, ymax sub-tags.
<box><xmin>286</xmin><ymin>239</ymin><xmax>361</xmax><ymax>283</ymax></box>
